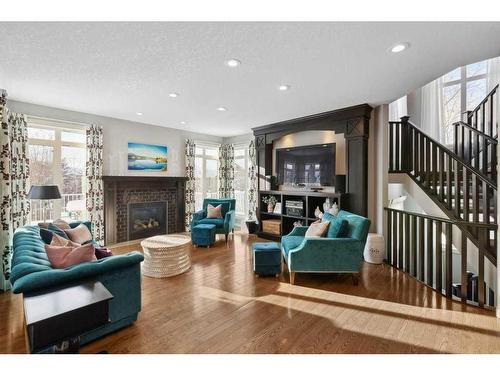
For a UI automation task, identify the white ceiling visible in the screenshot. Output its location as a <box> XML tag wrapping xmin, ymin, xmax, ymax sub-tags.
<box><xmin>1</xmin><ymin>22</ymin><xmax>500</xmax><ymax>137</ymax></box>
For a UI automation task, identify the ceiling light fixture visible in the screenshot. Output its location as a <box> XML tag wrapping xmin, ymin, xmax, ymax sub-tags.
<box><xmin>169</xmin><ymin>93</ymin><xmax>179</xmax><ymax>98</ymax></box>
<box><xmin>136</xmin><ymin>112</ymin><xmax>143</xmax><ymax>116</ymax></box>
<box><xmin>390</xmin><ymin>43</ymin><xmax>410</xmax><ymax>53</ymax></box>
<box><xmin>217</xmin><ymin>107</ymin><xmax>227</xmax><ymax>112</ymax></box>
<box><xmin>278</xmin><ymin>84</ymin><xmax>290</xmax><ymax>91</ymax></box>
<box><xmin>180</xmin><ymin>121</ymin><xmax>186</xmax><ymax>125</ymax></box>
<box><xmin>225</xmin><ymin>59</ymin><xmax>241</xmax><ymax>67</ymax></box>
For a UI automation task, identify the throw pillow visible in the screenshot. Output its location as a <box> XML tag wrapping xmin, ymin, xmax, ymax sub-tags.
<box><xmin>44</xmin><ymin>243</ymin><xmax>97</xmax><ymax>269</ymax></box>
<box><xmin>37</xmin><ymin>222</ymin><xmax>50</xmax><ymax>230</ymax></box>
<box><xmin>305</xmin><ymin>220</ymin><xmax>330</xmax><ymax>237</ymax></box>
<box><xmin>52</xmin><ymin>218</ymin><xmax>71</xmax><ymax>230</ymax></box>
<box><xmin>326</xmin><ymin>218</ymin><xmax>349</xmax><ymax>238</ymax></box>
<box><xmin>39</xmin><ymin>228</ymin><xmax>54</xmax><ymax>244</ymax></box>
<box><xmin>48</xmin><ymin>223</ymin><xmax>69</xmax><ymax>239</ymax></box>
<box><xmin>95</xmin><ymin>245</ymin><xmax>113</xmax><ymax>259</ymax></box>
<box><xmin>51</xmin><ymin>233</ymin><xmax>80</xmax><ymax>247</ymax></box>
<box><xmin>207</xmin><ymin>204</ymin><xmax>223</xmax><ymax>218</ymax></box>
<box><xmin>64</xmin><ymin>223</ymin><xmax>93</xmax><ymax>244</ymax></box>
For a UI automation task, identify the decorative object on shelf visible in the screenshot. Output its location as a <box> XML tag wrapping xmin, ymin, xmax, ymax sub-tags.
<box><xmin>262</xmin><ymin>195</ymin><xmax>278</xmax><ymax>213</ymax></box>
<box><xmin>310</xmin><ymin>187</ymin><xmax>324</xmax><ymax>192</ymax></box>
<box><xmin>329</xmin><ymin>202</ymin><xmax>339</xmax><ymax>216</ymax></box>
<box><xmin>363</xmin><ymin>234</ymin><xmax>385</xmax><ymax>264</ymax></box>
<box><xmin>27</xmin><ymin>185</ymin><xmax>62</xmax><ymax>223</ymax></box>
<box><xmin>314</xmin><ymin>206</ymin><xmax>323</xmax><ymax>219</ymax></box>
<box><xmin>128</xmin><ymin>142</ymin><xmax>168</xmax><ymax>171</ymax></box>
<box><xmin>293</xmin><ymin>220</ymin><xmax>303</xmax><ymax>227</ymax></box>
<box><xmin>285</xmin><ymin>200</ymin><xmax>303</xmax><ymax>217</ymax></box>
<box><xmin>273</xmin><ymin>202</ymin><xmax>282</xmax><ymax>214</ymax></box>
<box><xmin>323</xmin><ymin>198</ymin><xmax>332</xmax><ymax>213</ymax></box>
<box><xmin>262</xmin><ymin>219</ymin><xmax>281</xmax><ymax>235</ymax></box>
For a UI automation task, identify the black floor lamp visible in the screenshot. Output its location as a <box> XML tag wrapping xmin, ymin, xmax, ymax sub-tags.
<box><xmin>27</xmin><ymin>185</ymin><xmax>62</xmax><ymax>222</ymax></box>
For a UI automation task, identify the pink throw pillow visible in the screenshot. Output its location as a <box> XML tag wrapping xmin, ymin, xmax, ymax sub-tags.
<box><xmin>51</xmin><ymin>233</ymin><xmax>80</xmax><ymax>247</ymax></box>
<box><xmin>44</xmin><ymin>243</ymin><xmax>97</xmax><ymax>269</ymax></box>
<box><xmin>63</xmin><ymin>224</ymin><xmax>92</xmax><ymax>244</ymax></box>
<box><xmin>207</xmin><ymin>204</ymin><xmax>223</xmax><ymax>218</ymax></box>
<box><xmin>305</xmin><ymin>221</ymin><xmax>330</xmax><ymax>237</ymax></box>
<box><xmin>52</xmin><ymin>218</ymin><xmax>71</xmax><ymax>230</ymax></box>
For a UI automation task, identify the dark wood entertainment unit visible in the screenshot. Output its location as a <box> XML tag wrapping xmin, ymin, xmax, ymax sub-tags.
<box><xmin>258</xmin><ymin>190</ymin><xmax>344</xmax><ymax>240</ymax></box>
<box><xmin>252</xmin><ymin>103</ymin><xmax>372</xmax><ymax>223</ymax></box>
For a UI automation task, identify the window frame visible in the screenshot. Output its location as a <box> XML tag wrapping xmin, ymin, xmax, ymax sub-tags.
<box><xmin>27</xmin><ymin>117</ymin><xmax>87</xmax><ymax>223</ymax></box>
<box><xmin>233</xmin><ymin>142</ymin><xmax>250</xmax><ymax>223</ymax></box>
<box><xmin>194</xmin><ymin>142</ymin><xmax>220</xmax><ymax>212</ymax></box>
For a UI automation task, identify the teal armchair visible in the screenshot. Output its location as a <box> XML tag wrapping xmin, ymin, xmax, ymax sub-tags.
<box><xmin>191</xmin><ymin>198</ymin><xmax>236</xmax><ymax>242</ymax></box>
<box><xmin>281</xmin><ymin>210</ymin><xmax>370</xmax><ymax>285</ymax></box>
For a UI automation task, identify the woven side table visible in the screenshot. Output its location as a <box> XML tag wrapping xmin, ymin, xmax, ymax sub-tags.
<box><xmin>140</xmin><ymin>234</ymin><xmax>192</xmax><ymax>278</ymax></box>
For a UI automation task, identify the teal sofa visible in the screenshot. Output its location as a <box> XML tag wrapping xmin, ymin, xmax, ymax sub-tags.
<box><xmin>281</xmin><ymin>210</ymin><xmax>370</xmax><ymax>285</ymax></box>
<box><xmin>190</xmin><ymin>198</ymin><xmax>236</xmax><ymax>242</ymax></box>
<box><xmin>10</xmin><ymin>221</ymin><xmax>144</xmax><ymax>352</ymax></box>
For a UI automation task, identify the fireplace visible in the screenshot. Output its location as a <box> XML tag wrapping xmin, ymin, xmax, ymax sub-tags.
<box><xmin>127</xmin><ymin>201</ymin><xmax>168</xmax><ymax>240</ymax></box>
<box><xmin>103</xmin><ymin>176</ymin><xmax>186</xmax><ymax>245</ymax></box>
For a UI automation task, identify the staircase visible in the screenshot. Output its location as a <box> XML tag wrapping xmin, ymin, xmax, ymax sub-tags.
<box><xmin>387</xmin><ymin>84</ymin><xmax>498</xmax><ymax>309</ymax></box>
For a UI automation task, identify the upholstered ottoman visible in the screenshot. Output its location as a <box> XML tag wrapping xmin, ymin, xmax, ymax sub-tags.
<box><xmin>192</xmin><ymin>223</ymin><xmax>217</xmax><ymax>247</ymax></box>
<box><xmin>252</xmin><ymin>242</ymin><xmax>281</xmax><ymax>277</ymax></box>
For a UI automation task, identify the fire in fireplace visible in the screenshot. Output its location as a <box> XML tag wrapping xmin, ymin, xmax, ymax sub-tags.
<box><xmin>127</xmin><ymin>201</ymin><xmax>168</xmax><ymax>240</ymax></box>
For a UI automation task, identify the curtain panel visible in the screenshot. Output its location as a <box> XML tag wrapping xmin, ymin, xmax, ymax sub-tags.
<box><xmin>86</xmin><ymin>125</ymin><xmax>104</xmax><ymax>245</ymax></box>
<box><xmin>247</xmin><ymin>139</ymin><xmax>258</xmax><ymax>221</ymax></box>
<box><xmin>0</xmin><ymin>90</ymin><xmax>31</xmax><ymax>290</ymax></box>
<box><xmin>218</xmin><ymin>143</ymin><xmax>235</xmax><ymax>199</ymax></box>
<box><xmin>185</xmin><ymin>139</ymin><xmax>196</xmax><ymax>231</ymax></box>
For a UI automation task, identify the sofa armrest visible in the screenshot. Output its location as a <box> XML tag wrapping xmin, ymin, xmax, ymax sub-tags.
<box><xmin>224</xmin><ymin>210</ymin><xmax>236</xmax><ymax>231</ymax></box>
<box><xmin>288</xmin><ymin>238</ymin><xmax>364</xmax><ymax>272</ymax></box>
<box><xmin>191</xmin><ymin>210</ymin><xmax>206</xmax><ymax>229</ymax></box>
<box><xmin>286</xmin><ymin>226</ymin><xmax>309</xmax><ymax>236</ymax></box>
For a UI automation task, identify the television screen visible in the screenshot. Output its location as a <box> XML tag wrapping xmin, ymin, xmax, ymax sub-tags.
<box><xmin>276</xmin><ymin>143</ymin><xmax>336</xmax><ymax>186</ymax></box>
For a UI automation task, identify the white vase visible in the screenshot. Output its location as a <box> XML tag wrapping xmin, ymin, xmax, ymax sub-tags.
<box><xmin>329</xmin><ymin>202</ymin><xmax>339</xmax><ymax>216</ymax></box>
<box><xmin>314</xmin><ymin>206</ymin><xmax>322</xmax><ymax>218</ymax></box>
<box><xmin>323</xmin><ymin>198</ymin><xmax>331</xmax><ymax>213</ymax></box>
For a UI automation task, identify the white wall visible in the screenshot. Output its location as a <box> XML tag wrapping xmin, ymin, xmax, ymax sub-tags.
<box><xmin>8</xmin><ymin>100</ymin><xmax>223</xmax><ymax>177</ymax></box>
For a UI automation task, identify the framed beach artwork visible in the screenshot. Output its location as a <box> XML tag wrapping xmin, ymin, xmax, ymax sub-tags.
<box><xmin>128</xmin><ymin>142</ymin><xmax>168</xmax><ymax>171</ymax></box>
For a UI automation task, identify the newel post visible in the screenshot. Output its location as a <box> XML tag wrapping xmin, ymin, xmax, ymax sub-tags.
<box><xmin>400</xmin><ymin>116</ymin><xmax>411</xmax><ymax>172</ymax></box>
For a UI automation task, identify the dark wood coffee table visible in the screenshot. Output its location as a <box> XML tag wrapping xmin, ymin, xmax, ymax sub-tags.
<box><xmin>24</xmin><ymin>281</ymin><xmax>113</xmax><ymax>353</ymax></box>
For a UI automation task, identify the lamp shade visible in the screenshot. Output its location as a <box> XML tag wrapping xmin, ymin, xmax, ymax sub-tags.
<box><xmin>27</xmin><ymin>185</ymin><xmax>62</xmax><ymax>200</ymax></box>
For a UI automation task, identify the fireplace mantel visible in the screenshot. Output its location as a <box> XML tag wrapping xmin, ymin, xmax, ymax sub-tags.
<box><xmin>103</xmin><ymin>176</ymin><xmax>187</xmax><ymax>245</ymax></box>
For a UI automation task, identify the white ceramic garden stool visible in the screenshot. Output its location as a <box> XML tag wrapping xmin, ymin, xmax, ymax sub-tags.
<box><xmin>363</xmin><ymin>234</ymin><xmax>385</xmax><ymax>264</ymax></box>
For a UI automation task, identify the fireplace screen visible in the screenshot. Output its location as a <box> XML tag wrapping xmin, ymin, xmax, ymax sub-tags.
<box><xmin>127</xmin><ymin>201</ymin><xmax>168</xmax><ymax>240</ymax></box>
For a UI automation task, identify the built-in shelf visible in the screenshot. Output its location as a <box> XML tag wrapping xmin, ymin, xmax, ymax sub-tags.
<box><xmin>257</xmin><ymin>190</ymin><xmax>345</xmax><ymax>238</ymax></box>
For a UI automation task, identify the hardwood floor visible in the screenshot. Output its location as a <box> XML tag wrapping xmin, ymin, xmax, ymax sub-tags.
<box><xmin>1</xmin><ymin>232</ymin><xmax>499</xmax><ymax>353</ymax></box>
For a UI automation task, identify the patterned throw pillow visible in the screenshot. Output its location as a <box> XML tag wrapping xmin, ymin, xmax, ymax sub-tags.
<box><xmin>207</xmin><ymin>204</ymin><xmax>223</xmax><ymax>218</ymax></box>
<box><xmin>305</xmin><ymin>220</ymin><xmax>330</xmax><ymax>237</ymax></box>
<box><xmin>47</xmin><ymin>223</ymin><xmax>69</xmax><ymax>239</ymax></box>
<box><xmin>51</xmin><ymin>233</ymin><xmax>81</xmax><ymax>247</ymax></box>
<box><xmin>52</xmin><ymin>218</ymin><xmax>71</xmax><ymax>230</ymax></box>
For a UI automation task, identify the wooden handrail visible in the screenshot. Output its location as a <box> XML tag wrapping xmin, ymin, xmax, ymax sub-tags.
<box><xmin>390</xmin><ymin>119</ymin><xmax>497</xmax><ymax>189</ymax></box>
<box><xmin>467</xmin><ymin>84</ymin><xmax>498</xmax><ymax>119</ymax></box>
<box><xmin>384</xmin><ymin>207</ymin><xmax>497</xmax><ymax>229</ymax></box>
<box><xmin>452</xmin><ymin>121</ymin><xmax>498</xmax><ymax>143</ymax></box>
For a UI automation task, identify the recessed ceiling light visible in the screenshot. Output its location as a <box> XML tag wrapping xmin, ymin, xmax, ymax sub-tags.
<box><xmin>217</xmin><ymin>107</ymin><xmax>227</xmax><ymax>112</ymax></box>
<box><xmin>136</xmin><ymin>112</ymin><xmax>143</xmax><ymax>116</ymax></box>
<box><xmin>225</xmin><ymin>59</ymin><xmax>241</xmax><ymax>67</ymax></box>
<box><xmin>169</xmin><ymin>93</ymin><xmax>179</xmax><ymax>98</ymax></box>
<box><xmin>390</xmin><ymin>43</ymin><xmax>410</xmax><ymax>53</ymax></box>
<box><xmin>180</xmin><ymin>121</ymin><xmax>186</xmax><ymax>125</ymax></box>
<box><xmin>278</xmin><ymin>84</ymin><xmax>290</xmax><ymax>91</ymax></box>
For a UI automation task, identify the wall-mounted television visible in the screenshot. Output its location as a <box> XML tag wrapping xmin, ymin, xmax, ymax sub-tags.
<box><xmin>276</xmin><ymin>143</ymin><xmax>336</xmax><ymax>187</ymax></box>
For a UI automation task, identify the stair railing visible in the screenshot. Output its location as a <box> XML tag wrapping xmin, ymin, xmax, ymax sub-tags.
<box><xmin>384</xmin><ymin>207</ymin><xmax>496</xmax><ymax>308</ymax></box>
<box><xmin>466</xmin><ymin>84</ymin><xmax>498</xmax><ymax>139</ymax></box>
<box><xmin>388</xmin><ymin>117</ymin><xmax>497</xmax><ymax>263</ymax></box>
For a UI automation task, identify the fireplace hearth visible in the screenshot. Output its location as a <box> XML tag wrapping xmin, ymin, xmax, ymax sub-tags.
<box><xmin>127</xmin><ymin>201</ymin><xmax>168</xmax><ymax>241</ymax></box>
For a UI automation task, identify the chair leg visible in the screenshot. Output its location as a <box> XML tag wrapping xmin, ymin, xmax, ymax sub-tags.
<box><xmin>225</xmin><ymin>234</ymin><xmax>228</xmax><ymax>242</ymax></box>
<box><xmin>352</xmin><ymin>274</ymin><xmax>359</xmax><ymax>286</ymax></box>
<box><xmin>290</xmin><ymin>272</ymin><xmax>296</xmax><ymax>285</ymax></box>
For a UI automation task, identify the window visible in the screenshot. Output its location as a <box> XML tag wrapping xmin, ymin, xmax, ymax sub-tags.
<box><xmin>442</xmin><ymin>61</ymin><xmax>488</xmax><ymax>143</ymax></box>
<box><xmin>194</xmin><ymin>144</ymin><xmax>220</xmax><ymax>211</ymax></box>
<box><xmin>233</xmin><ymin>144</ymin><xmax>250</xmax><ymax>222</ymax></box>
<box><xmin>28</xmin><ymin>119</ymin><xmax>87</xmax><ymax>223</ymax></box>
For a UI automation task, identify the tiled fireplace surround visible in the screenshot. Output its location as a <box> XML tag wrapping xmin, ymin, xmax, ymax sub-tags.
<box><xmin>103</xmin><ymin>176</ymin><xmax>186</xmax><ymax>245</ymax></box>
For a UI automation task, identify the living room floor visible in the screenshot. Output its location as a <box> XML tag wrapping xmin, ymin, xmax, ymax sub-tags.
<box><xmin>1</xmin><ymin>233</ymin><xmax>499</xmax><ymax>354</ymax></box>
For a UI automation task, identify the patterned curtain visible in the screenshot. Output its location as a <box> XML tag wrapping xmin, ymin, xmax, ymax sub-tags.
<box><xmin>247</xmin><ymin>139</ymin><xmax>258</xmax><ymax>221</ymax></box>
<box><xmin>0</xmin><ymin>90</ymin><xmax>30</xmax><ymax>291</ymax></box>
<box><xmin>86</xmin><ymin>125</ymin><xmax>104</xmax><ymax>245</ymax></box>
<box><xmin>185</xmin><ymin>139</ymin><xmax>196</xmax><ymax>231</ymax></box>
<box><xmin>218</xmin><ymin>143</ymin><xmax>235</xmax><ymax>198</ymax></box>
